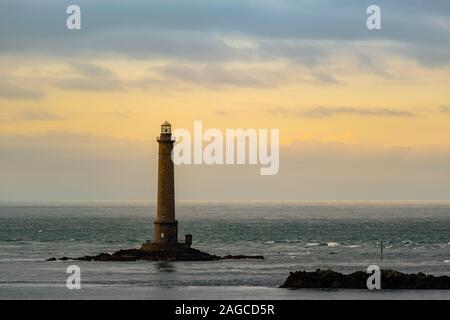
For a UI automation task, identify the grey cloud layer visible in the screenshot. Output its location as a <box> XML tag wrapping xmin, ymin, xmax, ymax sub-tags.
<box><xmin>0</xmin><ymin>0</ymin><xmax>449</xmax><ymax>65</ymax></box>
<box><xmin>143</xmin><ymin>63</ymin><xmax>288</xmax><ymax>89</ymax></box>
<box><xmin>0</xmin><ymin>80</ymin><xmax>43</xmax><ymax>100</ymax></box>
<box><xmin>53</xmin><ymin>62</ymin><xmax>123</xmax><ymax>91</ymax></box>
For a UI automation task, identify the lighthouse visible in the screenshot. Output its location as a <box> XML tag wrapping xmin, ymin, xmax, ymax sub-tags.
<box><xmin>141</xmin><ymin>121</ymin><xmax>192</xmax><ymax>252</ymax></box>
<box><xmin>154</xmin><ymin>121</ymin><xmax>177</xmax><ymax>245</ymax></box>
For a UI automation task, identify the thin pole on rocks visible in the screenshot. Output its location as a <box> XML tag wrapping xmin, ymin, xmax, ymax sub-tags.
<box><xmin>380</xmin><ymin>240</ymin><xmax>384</xmax><ymax>263</ymax></box>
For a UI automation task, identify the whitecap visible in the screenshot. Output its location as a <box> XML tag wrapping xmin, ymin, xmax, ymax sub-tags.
<box><xmin>327</xmin><ymin>242</ymin><xmax>339</xmax><ymax>247</ymax></box>
<box><xmin>306</xmin><ymin>242</ymin><xmax>320</xmax><ymax>246</ymax></box>
<box><xmin>346</xmin><ymin>245</ymin><xmax>361</xmax><ymax>248</ymax></box>
<box><xmin>0</xmin><ymin>258</ymin><xmax>43</xmax><ymax>262</ymax></box>
<box><xmin>288</xmin><ymin>251</ymin><xmax>311</xmax><ymax>256</ymax></box>
<box><xmin>264</xmin><ymin>241</ymin><xmax>275</xmax><ymax>244</ymax></box>
<box><xmin>444</xmin><ymin>260</ymin><xmax>450</xmax><ymax>263</ymax></box>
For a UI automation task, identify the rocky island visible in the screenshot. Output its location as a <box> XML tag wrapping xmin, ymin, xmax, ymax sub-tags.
<box><xmin>47</xmin><ymin>248</ymin><xmax>264</xmax><ymax>262</ymax></box>
<box><xmin>282</xmin><ymin>269</ymin><xmax>450</xmax><ymax>289</ymax></box>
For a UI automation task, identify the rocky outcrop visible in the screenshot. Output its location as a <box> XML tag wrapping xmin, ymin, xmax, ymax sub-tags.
<box><xmin>47</xmin><ymin>248</ymin><xmax>264</xmax><ymax>262</ymax></box>
<box><xmin>221</xmin><ymin>254</ymin><xmax>264</xmax><ymax>260</ymax></box>
<box><xmin>281</xmin><ymin>269</ymin><xmax>450</xmax><ymax>289</ymax></box>
<box><xmin>48</xmin><ymin>248</ymin><xmax>219</xmax><ymax>262</ymax></box>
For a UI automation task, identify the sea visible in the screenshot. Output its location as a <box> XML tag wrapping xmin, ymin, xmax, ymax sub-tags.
<box><xmin>0</xmin><ymin>201</ymin><xmax>449</xmax><ymax>300</ymax></box>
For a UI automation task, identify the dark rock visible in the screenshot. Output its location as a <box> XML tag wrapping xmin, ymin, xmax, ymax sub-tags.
<box><xmin>221</xmin><ymin>255</ymin><xmax>264</xmax><ymax>260</ymax></box>
<box><xmin>48</xmin><ymin>248</ymin><xmax>264</xmax><ymax>262</ymax></box>
<box><xmin>281</xmin><ymin>269</ymin><xmax>450</xmax><ymax>289</ymax></box>
<box><xmin>50</xmin><ymin>247</ymin><xmax>219</xmax><ymax>262</ymax></box>
<box><xmin>46</xmin><ymin>257</ymin><xmax>57</xmax><ymax>261</ymax></box>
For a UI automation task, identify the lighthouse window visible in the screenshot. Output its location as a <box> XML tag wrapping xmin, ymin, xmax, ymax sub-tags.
<box><xmin>161</xmin><ymin>233</ymin><xmax>165</xmax><ymax>238</ymax></box>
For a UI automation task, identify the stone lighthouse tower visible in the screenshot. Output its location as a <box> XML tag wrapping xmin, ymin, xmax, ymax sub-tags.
<box><xmin>141</xmin><ymin>121</ymin><xmax>192</xmax><ymax>252</ymax></box>
<box><xmin>153</xmin><ymin>121</ymin><xmax>177</xmax><ymax>245</ymax></box>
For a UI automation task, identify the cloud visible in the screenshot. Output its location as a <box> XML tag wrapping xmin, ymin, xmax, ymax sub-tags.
<box><xmin>302</xmin><ymin>107</ymin><xmax>416</xmax><ymax>118</ymax></box>
<box><xmin>138</xmin><ymin>63</ymin><xmax>288</xmax><ymax>89</ymax></box>
<box><xmin>214</xmin><ymin>109</ymin><xmax>233</xmax><ymax>117</ymax></box>
<box><xmin>0</xmin><ymin>80</ymin><xmax>43</xmax><ymax>100</ymax></box>
<box><xmin>310</xmin><ymin>72</ymin><xmax>340</xmax><ymax>85</ymax></box>
<box><xmin>53</xmin><ymin>62</ymin><xmax>123</xmax><ymax>91</ymax></box>
<box><xmin>439</xmin><ymin>105</ymin><xmax>449</xmax><ymax>113</ymax></box>
<box><xmin>0</xmin><ymin>132</ymin><xmax>156</xmax><ymax>202</ymax></box>
<box><xmin>12</xmin><ymin>110</ymin><xmax>63</xmax><ymax>121</ymax></box>
<box><xmin>137</xmin><ymin>61</ymin><xmax>340</xmax><ymax>90</ymax></box>
<box><xmin>269</xmin><ymin>106</ymin><xmax>416</xmax><ymax>118</ymax></box>
<box><xmin>109</xmin><ymin>111</ymin><xmax>130</xmax><ymax>119</ymax></box>
<box><xmin>393</xmin><ymin>43</ymin><xmax>450</xmax><ymax>67</ymax></box>
<box><xmin>160</xmin><ymin>64</ymin><xmax>277</xmax><ymax>88</ymax></box>
<box><xmin>1</xmin><ymin>132</ymin><xmax>449</xmax><ymax>201</ymax></box>
<box><xmin>0</xmin><ymin>108</ymin><xmax>64</xmax><ymax>123</ymax></box>
<box><xmin>0</xmin><ymin>0</ymin><xmax>449</xmax><ymax>67</ymax></box>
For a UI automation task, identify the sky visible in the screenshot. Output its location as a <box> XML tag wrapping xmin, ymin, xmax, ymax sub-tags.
<box><xmin>0</xmin><ymin>0</ymin><xmax>449</xmax><ymax>201</ymax></box>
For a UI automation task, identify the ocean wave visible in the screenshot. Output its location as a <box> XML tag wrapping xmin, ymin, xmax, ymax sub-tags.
<box><xmin>0</xmin><ymin>258</ymin><xmax>43</xmax><ymax>262</ymax></box>
<box><xmin>327</xmin><ymin>242</ymin><xmax>339</xmax><ymax>247</ymax></box>
<box><xmin>214</xmin><ymin>268</ymin><xmax>245</xmax><ymax>273</ymax></box>
<box><xmin>287</xmin><ymin>251</ymin><xmax>311</xmax><ymax>256</ymax></box>
<box><xmin>306</xmin><ymin>242</ymin><xmax>320</xmax><ymax>246</ymax></box>
<box><xmin>284</xmin><ymin>239</ymin><xmax>302</xmax><ymax>243</ymax></box>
